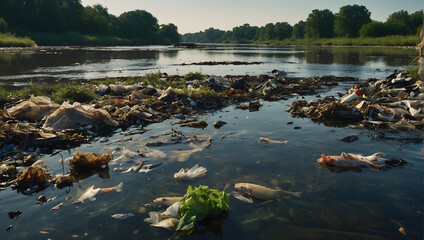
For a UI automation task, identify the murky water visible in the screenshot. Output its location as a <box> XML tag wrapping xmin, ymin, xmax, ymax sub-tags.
<box><xmin>0</xmin><ymin>46</ymin><xmax>422</xmax><ymax>240</ymax></box>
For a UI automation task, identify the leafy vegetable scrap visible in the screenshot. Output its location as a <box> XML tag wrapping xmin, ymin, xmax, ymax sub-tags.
<box><xmin>176</xmin><ymin>185</ymin><xmax>229</xmax><ymax>231</ymax></box>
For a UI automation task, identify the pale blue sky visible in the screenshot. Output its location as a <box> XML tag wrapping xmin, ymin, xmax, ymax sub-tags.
<box><xmin>81</xmin><ymin>0</ymin><xmax>423</xmax><ymax>34</ymax></box>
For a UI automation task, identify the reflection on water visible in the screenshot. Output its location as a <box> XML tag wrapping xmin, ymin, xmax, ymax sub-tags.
<box><xmin>0</xmin><ymin>45</ymin><xmax>417</xmax><ymax>87</ymax></box>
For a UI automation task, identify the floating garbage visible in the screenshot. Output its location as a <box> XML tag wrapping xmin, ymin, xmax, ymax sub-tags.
<box><xmin>174</xmin><ymin>164</ymin><xmax>207</xmax><ymax>180</ymax></box>
<box><xmin>70</xmin><ymin>151</ymin><xmax>113</xmax><ymax>169</ymax></box>
<box><xmin>7</xmin><ymin>96</ymin><xmax>60</xmax><ymax>122</ymax></box>
<box><xmin>290</xmin><ymin>70</ymin><xmax>424</xmax><ymax>132</ymax></box>
<box><xmin>43</xmin><ymin>101</ymin><xmax>118</xmax><ymax>131</ymax></box>
<box><xmin>13</xmin><ymin>166</ymin><xmax>50</xmax><ymax>189</ymax></box>
<box><xmin>8</xmin><ymin>210</ymin><xmax>22</xmax><ymax>219</ymax></box>
<box><xmin>213</xmin><ymin>120</ymin><xmax>227</xmax><ymax>128</ymax></box>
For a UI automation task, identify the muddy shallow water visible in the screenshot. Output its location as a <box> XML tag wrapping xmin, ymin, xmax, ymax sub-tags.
<box><xmin>0</xmin><ymin>46</ymin><xmax>422</xmax><ymax>239</ymax></box>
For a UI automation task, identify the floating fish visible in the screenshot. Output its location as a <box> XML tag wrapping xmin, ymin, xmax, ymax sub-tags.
<box><xmin>76</xmin><ymin>182</ymin><xmax>123</xmax><ymax>203</ymax></box>
<box><xmin>258</xmin><ymin>137</ymin><xmax>288</xmax><ymax>144</ymax></box>
<box><xmin>149</xmin><ymin>196</ymin><xmax>183</xmax><ymax>207</ymax></box>
<box><xmin>174</xmin><ymin>164</ymin><xmax>207</xmax><ymax>180</ymax></box>
<box><xmin>111</xmin><ymin>213</ymin><xmax>134</xmax><ymax>219</ymax></box>
<box><xmin>234</xmin><ymin>182</ymin><xmax>302</xmax><ymax>200</ymax></box>
<box><xmin>77</xmin><ymin>185</ymin><xmax>101</xmax><ymax>203</ymax></box>
<box><xmin>317</xmin><ymin>152</ymin><xmax>384</xmax><ymax>169</ymax></box>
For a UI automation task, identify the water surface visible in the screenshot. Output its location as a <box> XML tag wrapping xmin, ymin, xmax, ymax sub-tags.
<box><xmin>0</xmin><ymin>45</ymin><xmax>422</xmax><ymax>240</ymax></box>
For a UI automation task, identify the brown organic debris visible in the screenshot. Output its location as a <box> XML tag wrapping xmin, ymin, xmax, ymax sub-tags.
<box><xmin>69</xmin><ymin>151</ymin><xmax>113</xmax><ymax>169</ymax></box>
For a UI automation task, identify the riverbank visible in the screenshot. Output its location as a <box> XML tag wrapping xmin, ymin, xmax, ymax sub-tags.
<box><xmin>0</xmin><ymin>33</ymin><xmax>36</xmax><ymax>47</ymax></box>
<box><xmin>256</xmin><ymin>35</ymin><xmax>420</xmax><ymax>47</ymax></box>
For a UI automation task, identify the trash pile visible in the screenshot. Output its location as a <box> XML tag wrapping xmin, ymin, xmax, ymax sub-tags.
<box><xmin>0</xmin><ymin>71</ymin><xmax>382</xmax><ymax>187</ymax></box>
<box><xmin>290</xmin><ymin>70</ymin><xmax>424</xmax><ymax>132</ymax></box>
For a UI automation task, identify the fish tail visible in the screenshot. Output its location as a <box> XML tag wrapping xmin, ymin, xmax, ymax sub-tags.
<box><xmin>369</xmin><ymin>163</ymin><xmax>382</xmax><ymax>169</ymax></box>
<box><xmin>287</xmin><ymin>191</ymin><xmax>302</xmax><ymax>198</ymax></box>
<box><xmin>115</xmin><ymin>182</ymin><xmax>124</xmax><ymax>192</ymax></box>
<box><xmin>280</xmin><ymin>189</ymin><xmax>302</xmax><ymax>198</ymax></box>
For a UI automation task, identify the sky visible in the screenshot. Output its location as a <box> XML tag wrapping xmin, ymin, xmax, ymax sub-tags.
<box><xmin>81</xmin><ymin>0</ymin><xmax>424</xmax><ymax>34</ymax></box>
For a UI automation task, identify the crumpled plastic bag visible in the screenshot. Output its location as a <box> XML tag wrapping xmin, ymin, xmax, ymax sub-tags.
<box><xmin>173</xmin><ymin>164</ymin><xmax>207</xmax><ymax>180</ymax></box>
<box><xmin>43</xmin><ymin>101</ymin><xmax>118</xmax><ymax>130</ymax></box>
<box><xmin>69</xmin><ymin>151</ymin><xmax>113</xmax><ymax>169</ymax></box>
<box><xmin>14</xmin><ymin>166</ymin><xmax>50</xmax><ymax>188</ymax></box>
<box><xmin>8</xmin><ymin>96</ymin><xmax>60</xmax><ymax>122</ymax></box>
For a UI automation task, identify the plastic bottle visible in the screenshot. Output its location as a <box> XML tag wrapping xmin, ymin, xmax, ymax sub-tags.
<box><xmin>340</xmin><ymin>89</ymin><xmax>363</xmax><ymax>103</ymax></box>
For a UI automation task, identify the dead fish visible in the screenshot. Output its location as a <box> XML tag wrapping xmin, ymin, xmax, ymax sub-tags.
<box><xmin>111</xmin><ymin>213</ymin><xmax>134</xmax><ymax>219</ymax></box>
<box><xmin>75</xmin><ymin>182</ymin><xmax>123</xmax><ymax>203</ymax></box>
<box><xmin>50</xmin><ymin>202</ymin><xmax>64</xmax><ymax>210</ymax></box>
<box><xmin>174</xmin><ymin>164</ymin><xmax>207</xmax><ymax>180</ymax></box>
<box><xmin>234</xmin><ymin>183</ymin><xmax>302</xmax><ymax>200</ymax></box>
<box><xmin>150</xmin><ymin>197</ymin><xmax>183</xmax><ymax>207</ymax></box>
<box><xmin>99</xmin><ymin>182</ymin><xmax>123</xmax><ymax>194</ymax></box>
<box><xmin>258</xmin><ymin>137</ymin><xmax>288</xmax><ymax>144</ymax></box>
<box><xmin>150</xmin><ymin>218</ymin><xmax>180</xmax><ymax>230</ymax></box>
<box><xmin>317</xmin><ymin>153</ymin><xmax>384</xmax><ymax>169</ymax></box>
<box><xmin>76</xmin><ymin>185</ymin><xmax>101</xmax><ymax>203</ymax></box>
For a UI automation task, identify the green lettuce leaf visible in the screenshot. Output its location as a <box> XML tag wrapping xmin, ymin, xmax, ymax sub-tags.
<box><xmin>176</xmin><ymin>185</ymin><xmax>229</xmax><ymax>231</ymax></box>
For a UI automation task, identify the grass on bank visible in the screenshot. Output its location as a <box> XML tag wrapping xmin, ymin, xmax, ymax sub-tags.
<box><xmin>0</xmin><ymin>71</ymin><xmax>211</xmax><ymax>108</ymax></box>
<box><xmin>256</xmin><ymin>35</ymin><xmax>420</xmax><ymax>47</ymax></box>
<box><xmin>0</xmin><ymin>33</ymin><xmax>36</xmax><ymax>47</ymax></box>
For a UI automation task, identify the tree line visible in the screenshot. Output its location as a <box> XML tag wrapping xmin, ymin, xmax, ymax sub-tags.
<box><xmin>0</xmin><ymin>0</ymin><xmax>181</xmax><ymax>45</ymax></box>
<box><xmin>183</xmin><ymin>5</ymin><xmax>423</xmax><ymax>43</ymax></box>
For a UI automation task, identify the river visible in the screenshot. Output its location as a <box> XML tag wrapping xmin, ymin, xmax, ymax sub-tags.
<box><xmin>0</xmin><ymin>45</ymin><xmax>422</xmax><ymax>240</ymax></box>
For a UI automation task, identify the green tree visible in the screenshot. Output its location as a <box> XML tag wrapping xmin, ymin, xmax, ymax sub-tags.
<box><xmin>385</xmin><ymin>10</ymin><xmax>411</xmax><ymax>35</ymax></box>
<box><xmin>158</xmin><ymin>23</ymin><xmax>181</xmax><ymax>44</ymax></box>
<box><xmin>0</xmin><ymin>18</ymin><xmax>8</xmax><ymax>33</ymax></box>
<box><xmin>117</xmin><ymin>10</ymin><xmax>159</xmax><ymax>44</ymax></box>
<box><xmin>292</xmin><ymin>21</ymin><xmax>306</xmax><ymax>39</ymax></box>
<box><xmin>359</xmin><ymin>21</ymin><xmax>387</xmax><ymax>37</ymax></box>
<box><xmin>273</xmin><ymin>22</ymin><xmax>293</xmax><ymax>40</ymax></box>
<box><xmin>335</xmin><ymin>5</ymin><xmax>371</xmax><ymax>37</ymax></box>
<box><xmin>305</xmin><ymin>9</ymin><xmax>335</xmax><ymax>38</ymax></box>
<box><xmin>410</xmin><ymin>10</ymin><xmax>424</xmax><ymax>35</ymax></box>
<box><xmin>231</xmin><ymin>24</ymin><xmax>259</xmax><ymax>43</ymax></box>
<box><xmin>258</xmin><ymin>23</ymin><xmax>275</xmax><ymax>41</ymax></box>
<box><xmin>81</xmin><ymin>4</ymin><xmax>111</xmax><ymax>35</ymax></box>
